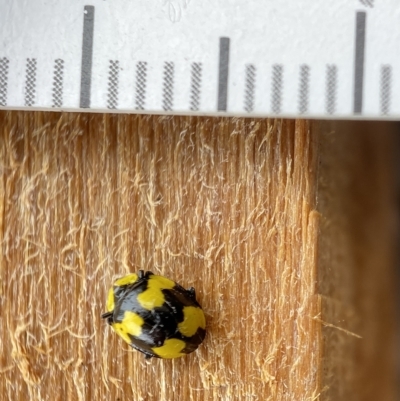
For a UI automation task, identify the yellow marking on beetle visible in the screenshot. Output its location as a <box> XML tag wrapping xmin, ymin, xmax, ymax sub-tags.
<box><xmin>112</xmin><ymin>323</ymin><xmax>131</xmax><ymax>344</ymax></box>
<box><xmin>152</xmin><ymin>338</ymin><xmax>186</xmax><ymax>358</ymax></box>
<box><xmin>137</xmin><ymin>275</ymin><xmax>175</xmax><ymax>310</ymax></box>
<box><xmin>178</xmin><ymin>306</ymin><xmax>206</xmax><ymax>337</ymax></box>
<box><xmin>114</xmin><ymin>273</ymin><xmax>139</xmax><ymax>287</ymax></box>
<box><xmin>112</xmin><ymin>311</ymin><xmax>144</xmax><ymax>344</ymax></box>
<box><xmin>123</xmin><ymin>311</ymin><xmax>144</xmax><ymax>337</ymax></box>
<box><xmin>106</xmin><ymin>288</ymin><xmax>115</xmax><ymax>312</ymax></box>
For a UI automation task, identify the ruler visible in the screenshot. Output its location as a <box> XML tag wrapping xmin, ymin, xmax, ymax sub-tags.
<box><xmin>0</xmin><ymin>1</ymin><xmax>399</xmax><ymax>119</ymax></box>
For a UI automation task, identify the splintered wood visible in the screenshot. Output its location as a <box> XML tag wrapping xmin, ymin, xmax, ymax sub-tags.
<box><xmin>0</xmin><ymin>112</ymin><xmax>397</xmax><ymax>401</ymax></box>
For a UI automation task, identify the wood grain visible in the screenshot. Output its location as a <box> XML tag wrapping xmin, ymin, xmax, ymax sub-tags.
<box><xmin>316</xmin><ymin>123</ymin><xmax>399</xmax><ymax>401</ymax></box>
<box><xmin>0</xmin><ymin>112</ymin><xmax>398</xmax><ymax>400</ymax></box>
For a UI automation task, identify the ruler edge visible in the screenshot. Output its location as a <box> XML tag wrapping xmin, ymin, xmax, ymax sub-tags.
<box><xmin>0</xmin><ymin>105</ymin><xmax>397</xmax><ymax>122</ymax></box>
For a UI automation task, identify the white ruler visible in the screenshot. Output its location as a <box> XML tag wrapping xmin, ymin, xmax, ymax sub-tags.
<box><xmin>0</xmin><ymin>1</ymin><xmax>399</xmax><ymax>119</ymax></box>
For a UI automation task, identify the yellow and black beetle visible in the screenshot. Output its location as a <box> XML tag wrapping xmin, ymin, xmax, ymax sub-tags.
<box><xmin>102</xmin><ymin>270</ymin><xmax>206</xmax><ymax>359</ymax></box>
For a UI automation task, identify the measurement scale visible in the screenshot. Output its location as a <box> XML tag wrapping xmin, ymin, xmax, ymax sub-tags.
<box><xmin>0</xmin><ymin>1</ymin><xmax>399</xmax><ymax>119</ymax></box>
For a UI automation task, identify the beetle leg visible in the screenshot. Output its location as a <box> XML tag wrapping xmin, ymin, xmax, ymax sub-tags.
<box><xmin>101</xmin><ymin>311</ymin><xmax>113</xmax><ymax>319</ymax></box>
<box><xmin>101</xmin><ymin>311</ymin><xmax>114</xmax><ymax>326</ymax></box>
<box><xmin>187</xmin><ymin>287</ymin><xmax>196</xmax><ymax>300</ymax></box>
<box><xmin>130</xmin><ymin>343</ymin><xmax>155</xmax><ymax>359</ymax></box>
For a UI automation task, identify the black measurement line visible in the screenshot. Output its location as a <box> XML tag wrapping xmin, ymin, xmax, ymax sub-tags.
<box><xmin>217</xmin><ymin>37</ymin><xmax>230</xmax><ymax>111</ymax></box>
<box><xmin>107</xmin><ymin>60</ymin><xmax>119</xmax><ymax>109</ymax></box>
<box><xmin>380</xmin><ymin>65</ymin><xmax>391</xmax><ymax>115</ymax></box>
<box><xmin>354</xmin><ymin>11</ymin><xmax>366</xmax><ymax>114</ymax></box>
<box><xmin>190</xmin><ymin>62</ymin><xmax>202</xmax><ymax>111</ymax></box>
<box><xmin>271</xmin><ymin>64</ymin><xmax>283</xmax><ymax>114</ymax></box>
<box><xmin>244</xmin><ymin>64</ymin><xmax>256</xmax><ymax>113</ymax></box>
<box><xmin>135</xmin><ymin>61</ymin><xmax>147</xmax><ymax>110</ymax></box>
<box><xmin>162</xmin><ymin>62</ymin><xmax>174</xmax><ymax>111</ymax></box>
<box><xmin>25</xmin><ymin>58</ymin><xmax>37</xmax><ymax>107</ymax></box>
<box><xmin>0</xmin><ymin>58</ymin><xmax>9</xmax><ymax>106</ymax></box>
<box><xmin>52</xmin><ymin>59</ymin><xmax>64</xmax><ymax>107</ymax></box>
<box><xmin>326</xmin><ymin>65</ymin><xmax>337</xmax><ymax>115</ymax></box>
<box><xmin>80</xmin><ymin>5</ymin><xmax>95</xmax><ymax>108</ymax></box>
<box><xmin>298</xmin><ymin>64</ymin><xmax>310</xmax><ymax>114</ymax></box>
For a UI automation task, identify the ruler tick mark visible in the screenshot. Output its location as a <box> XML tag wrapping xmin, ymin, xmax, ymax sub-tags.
<box><xmin>218</xmin><ymin>37</ymin><xmax>230</xmax><ymax>112</ymax></box>
<box><xmin>162</xmin><ymin>62</ymin><xmax>174</xmax><ymax>111</ymax></box>
<box><xmin>135</xmin><ymin>62</ymin><xmax>147</xmax><ymax>110</ymax></box>
<box><xmin>25</xmin><ymin>58</ymin><xmax>37</xmax><ymax>107</ymax></box>
<box><xmin>244</xmin><ymin>64</ymin><xmax>256</xmax><ymax>113</ymax></box>
<box><xmin>271</xmin><ymin>65</ymin><xmax>283</xmax><ymax>114</ymax></box>
<box><xmin>107</xmin><ymin>60</ymin><xmax>119</xmax><ymax>109</ymax></box>
<box><xmin>380</xmin><ymin>65</ymin><xmax>391</xmax><ymax>115</ymax></box>
<box><xmin>80</xmin><ymin>5</ymin><xmax>95</xmax><ymax>108</ymax></box>
<box><xmin>354</xmin><ymin>11</ymin><xmax>366</xmax><ymax>114</ymax></box>
<box><xmin>52</xmin><ymin>59</ymin><xmax>64</xmax><ymax>108</ymax></box>
<box><xmin>298</xmin><ymin>64</ymin><xmax>310</xmax><ymax>114</ymax></box>
<box><xmin>326</xmin><ymin>65</ymin><xmax>337</xmax><ymax>115</ymax></box>
<box><xmin>190</xmin><ymin>62</ymin><xmax>202</xmax><ymax>111</ymax></box>
<box><xmin>0</xmin><ymin>58</ymin><xmax>9</xmax><ymax>106</ymax></box>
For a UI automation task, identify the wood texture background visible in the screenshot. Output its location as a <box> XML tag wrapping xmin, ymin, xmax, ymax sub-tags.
<box><xmin>0</xmin><ymin>111</ymin><xmax>398</xmax><ymax>400</ymax></box>
<box><xmin>316</xmin><ymin>123</ymin><xmax>399</xmax><ymax>401</ymax></box>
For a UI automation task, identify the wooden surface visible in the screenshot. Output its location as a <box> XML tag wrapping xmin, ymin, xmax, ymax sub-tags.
<box><xmin>0</xmin><ymin>111</ymin><xmax>398</xmax><ymax>400</ymax></box>
<box><xmin>317</xmin><ymin>124</ymin><xmax>399</xmax><ymax>401</ymax></box>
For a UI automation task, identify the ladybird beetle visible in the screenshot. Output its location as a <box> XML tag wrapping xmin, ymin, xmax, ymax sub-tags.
<box><xmin>101</xmin><ymin>270</ymin><xmax>206</xmax><ymax>359</ymax></box>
